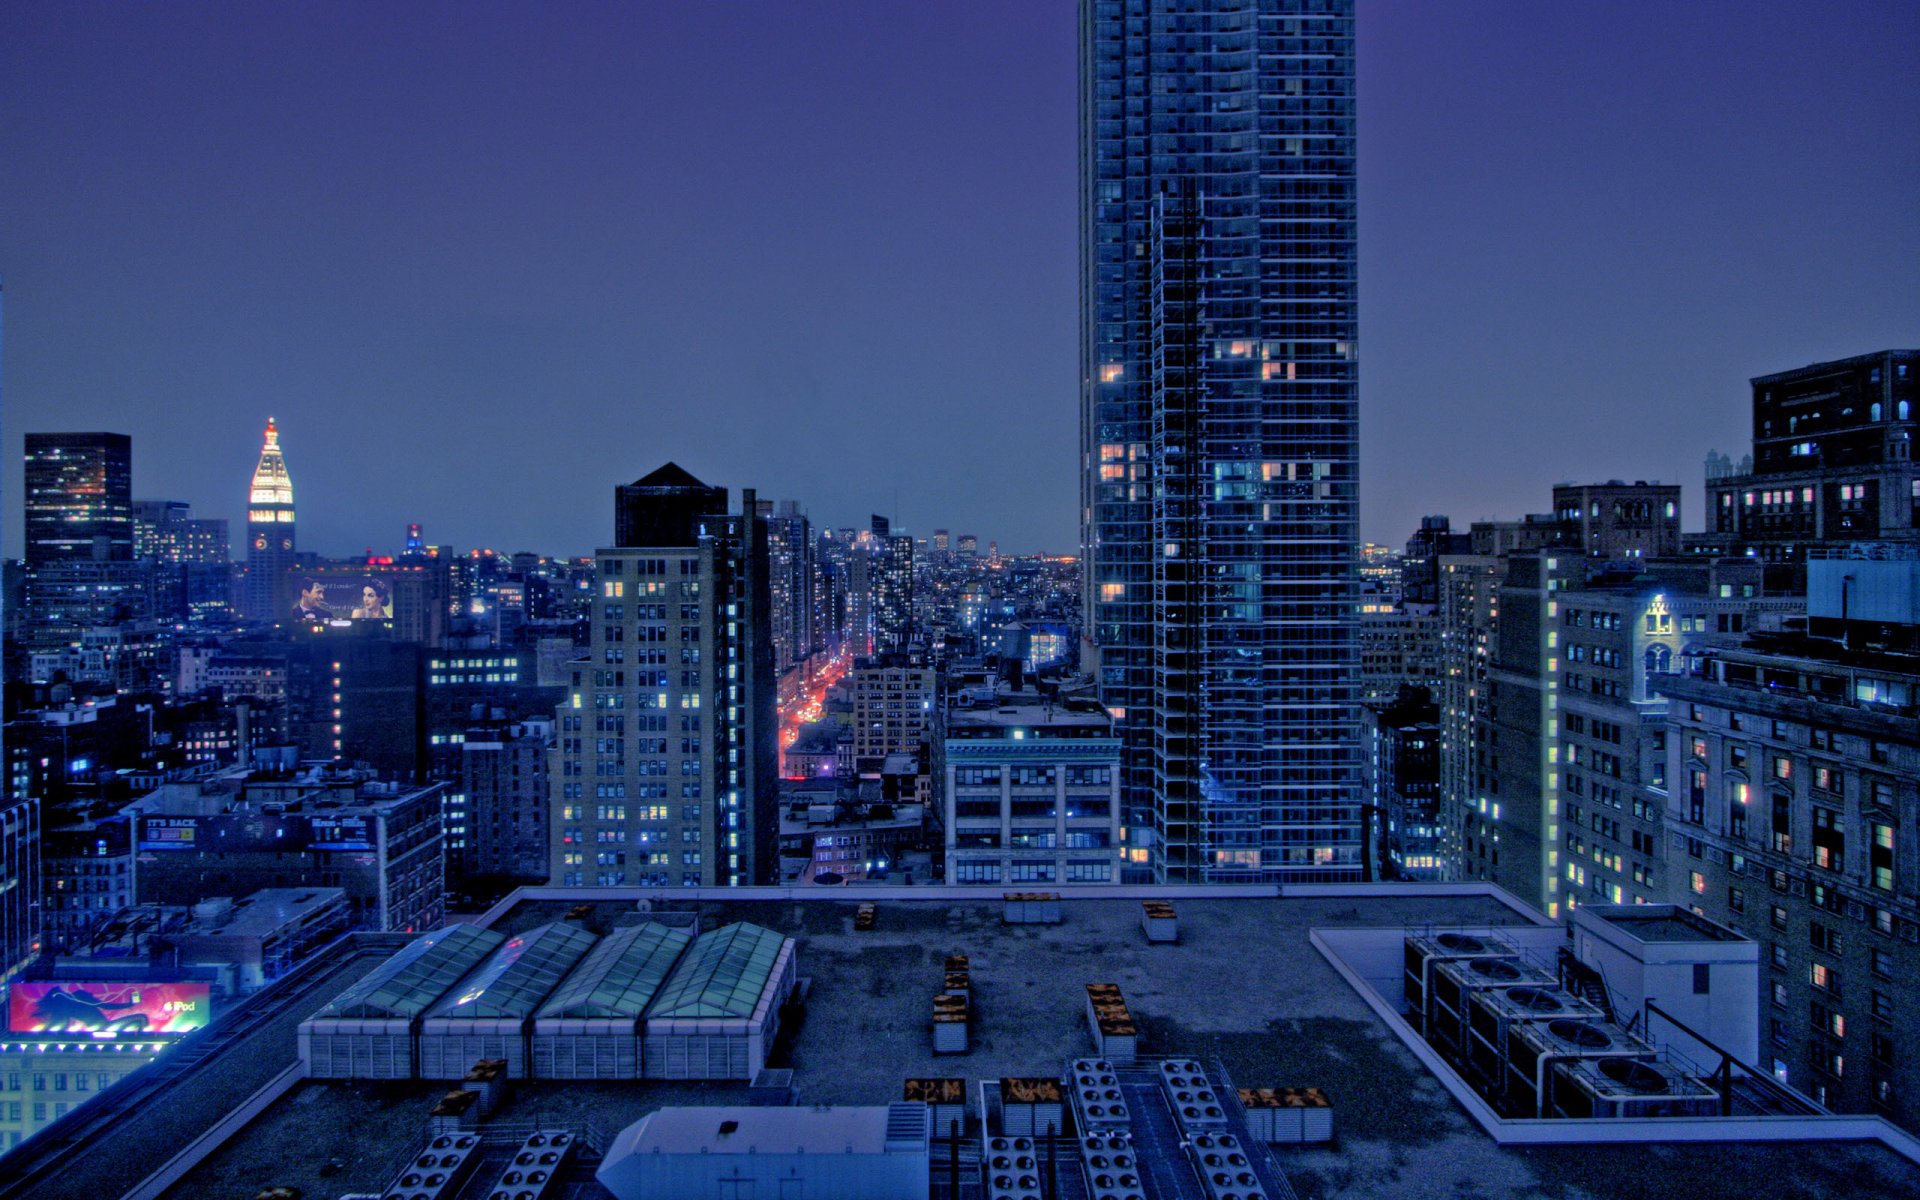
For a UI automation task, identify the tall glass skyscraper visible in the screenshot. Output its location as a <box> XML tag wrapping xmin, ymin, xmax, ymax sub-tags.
<box><xmin>1079</xmin><ymin>0</ymin><xmax>1360</xmax><ymax>882</ymax></box>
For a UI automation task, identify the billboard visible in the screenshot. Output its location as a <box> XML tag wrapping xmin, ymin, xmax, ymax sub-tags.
<box><xmin>7</xmin><ymin>982</ymin><xmax>212</xmax><ymax>1036</ymax></box>
<box><xmin>289</xmin><ymin>573</ymin><xmax>395</xmax><ymax>623</ymax></box>
<box><xmin>139</xmin><ymin>811</ymin><xmax>373</xmax><ymax>853</ymax></box>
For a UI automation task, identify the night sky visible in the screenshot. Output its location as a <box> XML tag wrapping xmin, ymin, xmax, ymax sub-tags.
<box><xmin>2</xmin><ymin>1</ymin><xmax>1915</xmax><ymax>559</ymax></box>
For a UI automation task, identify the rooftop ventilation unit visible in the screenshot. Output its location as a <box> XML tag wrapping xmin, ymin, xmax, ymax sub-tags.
<box><xmin>1402</xmin><ymin>931</ymin><xmax>1511</xmax><ymax>1033</ymax></box>
<box><xmin>983</xmin><ymin>1136</ymin><xmax>1044</xmax><ymax>1200</ymax></box>
<box><xmin>480</xmin><ymin>1131</ymin><xmax>573</xmax><ymax>1200</ymax></box>
<box><xmin>933</xmin><ymin>992</ymin><xmax>970</xmax><ymax>1054</ymax></box>
<box><xmin>1464</xmin><ymin>985</ymin><xmax>1604</xmax><ymax>1096</ymax></box>
<box><xmin>1080</xmin><ymin>1132</ymin><xmax>1147</xmax><ymax>1200</ymax></box>
<box><xmin>1428</xmin><ymin>955</ymin><xmax>1554</xmax><ymax>1059</ymax></box>
<box><xmin>1159</xmin><ymin>1059</ymin><xmax>1228</xmax><ymax>1132</ymax></box>
<box><xmin>998</xmin><ymin>1078</ymin><xmax>1065</xmax><ymax>1138</ymax></box>
<box><xmin>1086</xmin><ymin>984</ymin><xmax>1138</xmax><ymax>1064</ymax></box>
<box><xmin>1506</xmin><ymin>1019</ymin><xmax>1655</xmax><ymax>1118</ymax></box>
<box><xmin>1069</xmin><ymin>1058</ymin><xmax>1131</xmax><ymax>1132</ymax></box>
<box><xmin>906</xmin><ymin>1077</ymin><xmax>968</xmax><ymax>1138</ymax></box>
<box><xmin>1551</xmin><ymin>1055</ymin><xmax>1721</xmax><ymax>1119</ymax></box>
<box><xmin>1185</xmin><ymin>1131</ymin><xmax>1269</xmax><ymax>1200</ymax></box>
<box><xmin>377</xmin><ymin>1131</ymin><xmax>481</xmax><ymax>1200</ymax></box>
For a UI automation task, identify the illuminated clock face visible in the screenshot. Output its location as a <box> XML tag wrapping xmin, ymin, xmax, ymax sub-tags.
<box><xmin>280</xmin><ymin>538</ymin><xmax>292</xmax><ymax>550</ymax></box>
<box><xmin>254</xmin><ymin>535</ymin><xmax>268</xmax><ymax>550</ymax></box>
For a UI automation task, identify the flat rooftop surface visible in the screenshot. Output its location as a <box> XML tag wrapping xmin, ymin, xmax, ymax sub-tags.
<box><xmin>158</xmin><ymin>893</ymin><xmax>1920</xmax><ymax>1200</ymax></box>
<box><xmin>1593</xmin><ymin>911</ymin><xmax>1736</xmax><ymax>943</ymax></box>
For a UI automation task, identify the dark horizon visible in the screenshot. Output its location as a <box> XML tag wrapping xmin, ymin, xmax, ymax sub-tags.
<box><xmin>2</xmin><ymin>0</ymin><xmax>1915</xmax><ymax>559</ymax></box>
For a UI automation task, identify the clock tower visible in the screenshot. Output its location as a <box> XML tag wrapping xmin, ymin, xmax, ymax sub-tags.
<box><xmin>243</xmin><ymin>417</ymin><xmax>298</xmax><ymax>620</ymax></box>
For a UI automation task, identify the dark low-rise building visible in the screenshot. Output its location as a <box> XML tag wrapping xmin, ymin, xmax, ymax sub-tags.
<box><xmin>125</xmin><ymin>765</ymin><xmax>444</xmax><ymax>933</ymax></box>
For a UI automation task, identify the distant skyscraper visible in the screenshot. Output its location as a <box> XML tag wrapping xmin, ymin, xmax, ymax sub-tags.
<box><xmin>553</xmin><ymin>464</ymin><xmax>778</xmax><ymax>887</ymax></box>
<box><xmin>23</xmin><ymin>432</ymin><xmax>133</xmax><ymax>565</ymax></box>
<box><xmin>22</xmin><ymin>432</ymin><xmax>144</xmax><ymax>647</ymax></box>
<box><xmin>957</xmin><ymin>534</ymin><xmax>978</xmax><ymax>558</ymax></box>
<box><xmin>765</xmin><ymin>500</ymin><xmax>815</xmax><ymax>674</ymax></box>
<box><xmin>134</xmin><ymin>499</ymin><xmax>230</xmax><ymax>564</ymax></box>
<box><xmin>933</xmin><ymin>529</ymin><xmax>950</xmax><ymax>556</ymax></box>
<box><xmin>1080</xmin><ymin>1</ymin><xmax>1360</xmax><ymax>882</ymax></box>
<box><xmin>874</xmin><ymin>533</ymin><xmax>914</xmax><ymax>654</ymax></box>
<box><xmin>244</xmin><ymin>418</ymin><xmax>298</xmax><ymax>621</ymax></box>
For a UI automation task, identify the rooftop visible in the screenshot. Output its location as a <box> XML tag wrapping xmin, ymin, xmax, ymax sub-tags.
<box><xmin>606</xmin><ymin>1103</ymin><xmax>915</xmax><ymax>1157</ymax></box>
<box><xmin>946</xmin><ymin>694</ymin><xmax>1113</xmax><ymax>735</ymax></box>
<box><xmin>1582</xmin><ymin>905</ymin><xmax>1741</xmax><ymax>944</ymax></box>
<box><xmin>132</xmin><ymin>891</ymin><xmax>1920</xmax><ymax>1200</ymax></box>
<box><xmin>185</xmin><ymin>888</ymin><xmax>345</xmax><ymax>938</ymax></box>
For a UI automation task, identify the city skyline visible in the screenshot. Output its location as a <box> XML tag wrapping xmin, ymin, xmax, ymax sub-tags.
<box><xmin>1</xmin><ymin>1</ymin><xmax>1913</xmax><ymax>558</ymax></box>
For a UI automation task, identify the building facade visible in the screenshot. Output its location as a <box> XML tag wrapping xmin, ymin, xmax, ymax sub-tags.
<box><xmin>1362</xmin><ymin>685</ymin><xmax>1441</xmax><ymax>880</ymax></box>
<box><xmin>1705</xmin><ymin>350</ymin><xmax>1920</xmax><ymax>564</ymax></box>
<box><xmin>454</xmin><ymin>715</ymin><xmax>553</xmax><ymax>884</ymax></box>
<box><xmin>850</xmin><ymin>655</ymin><xmax>937</xmax><ymax>775</ymax></box>
<box><xmin>23</xmin><ymin>432</ymin><xmax>133</xmax><ymax>566</ymax></box>
<box><xmin>1660</xmin><ymin>605</ymin><xmax>1920</xmax><ymax>1127</ymax></box>
<box><xmin>1079</xmin><ymin>0</ymin><xmax>1360</xmax><ymax>882</ymax></box>
<box><xmin>943</xmin><ymin>695</ymin><xmax>1121</xmax><ymax>886</ymax></box>
<box><xmin>1551</xmin><ymin>481</ymin><xmax>1682</xmax><ymax>561</ymax></box>
<box><xmin>551</xmin><ymin>464</ymin><xmax>778</xmax><ymax>888</ymax></box>
<box><xmin>127</xmin><ymin>769</ymin><xmax>445</xmax><ymax>933</ymax></box>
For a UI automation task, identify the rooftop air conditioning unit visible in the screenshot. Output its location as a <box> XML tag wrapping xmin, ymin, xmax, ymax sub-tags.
<box><xmin>1159</xmin><ymin>1059</ymin><xmax>1227</xmax><ymax>1132</ymax></box>
<box><xmin>1550</xmin><ymin>1055</ymin><xmax>1720</xmax><ymax>1120</ymax></box>
<box><xmin>1428</xmin><ymin>955</ymin><xmax>1554</xmax><ymax>1059</ymax></box>
<box><xmin>983</xmin><ymin>1136</ymin><xmax>1044</xmax><ymax>1200</ymax></box>
<box><xmin>1070</xmin><ymin>1058</ymin><xmax>1131</xmax><ymax>1131</ymax></box>
<box><xmin>1506</xmin><ymin>1019</ymin><xmax>1655</xmax><ymax>1118</ymax></box>
<box><xmin>1080</xmin><ymin>1132</ymin><xmax>1146</xmax><ymax>1200</ymax></box>
<box><xmin>1402</xmin><ymin>931</ymin><xmax>1510</xmax><ymax>1032</ymax></box>
<box><xmin>1464</xmin><ymin>985</ymin><xmax>1604</xmax><ymax>1099</ymax></box>
<box><xmin>1185</xmin><ymin>1131</ymin><xmax>1268</xmax><ymax>1200</ymax></box>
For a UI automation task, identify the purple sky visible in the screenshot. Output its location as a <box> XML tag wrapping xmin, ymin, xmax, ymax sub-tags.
<box><xmin>2</xmin><ymin>1</ymin><xmax>1916</xmax><ymax>558</ymax></box>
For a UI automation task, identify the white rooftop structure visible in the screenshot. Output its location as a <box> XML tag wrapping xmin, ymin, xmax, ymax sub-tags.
<box><xmin>597</xmin><ymin>1103</ymin><xmax>930</xmax><ymax>1200</ymax></box>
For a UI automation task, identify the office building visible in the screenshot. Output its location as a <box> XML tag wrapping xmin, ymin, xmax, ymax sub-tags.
<box><xmin>1479</xmin><ymin>555</ymin><xmax>1798</xmax><ymax>917</ymax></box>
<box><xmin>943</xmin><ymin>692</ymin><xmax>1121</xmax><ymax>885</ymax></box>
<box><xmin>1358</xmin><ymin>608</ymin><xmax>1443</xmax><ymax>703</ymax></box>
<box><xmin>1552</xmin><ymin>481</ymin><xmax>1682</xmax><ymax>561</ymax></box>
<box><xmin>243</xmin><ymin>417</ymin><xmax>298</xmax><ymax>622</ymax></box>
<box><xmin>1080</xmin><ymin>0</ymin><xmax>1360</xmax><ymax>881</ymax></box>
<box><xmin>1705</xmin><ymin>350</ymin><xmax>1920</xmax><ymax>564</ymax></box>
<box><xmin>21</xmin><ymin>433</ymin><xmax>147</xmax><ymax>649</ymax></box>
<box><xmin>126</xmin><ymin>766</ymin><xmax>445</xmax><ymax>933</ymax></box>
<box><xmin>453</xmin><ymin>713</ymin><xmax>553</xmax><ymax>884</ymax></box>
<box><xmin>1362</xmin><ymin>685</ymin><xmax>1442</xmax><ymax>880</ymax></box>
<box><xmin>849</xmin><ymin>654</ymin><xmax>937</xmax><ymax>775</ymax></box>
<box><xmin>132</xmin><ymin>500</ymin><xmax>229</xmax><ymax>565</ymax></box>
<box><xmin>40</xmin><ymin>815</ymin><xmax>135</xmax><ymax>954</ymax></box>
<box><xmin>764</xmin><ymin>500</ymin><xmax>815</xmax><ymax>675</ymax></box>
<box><xmin>23</xmin><ymin>433</ymin><xmax>133</xmax><ymax>566</ymax></box>
<box><xmin>1401</xmin><ymin>515</ymin><xmax>1471</xmax><ymax>608</ymax></box>
<box><xmin>551</xmin><ymin>464</ymin><xmax>778</xmax><ymax>887</ymax></box>
<box><xmin>1660</xmin><ymin>554</ymin><xmax>1920</xmax><ymax>1125</ymax></box>
<box><xmin>874</xmin><ymin>530</ymin><xmax>914</xmax><ymax>655</ymax></box>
